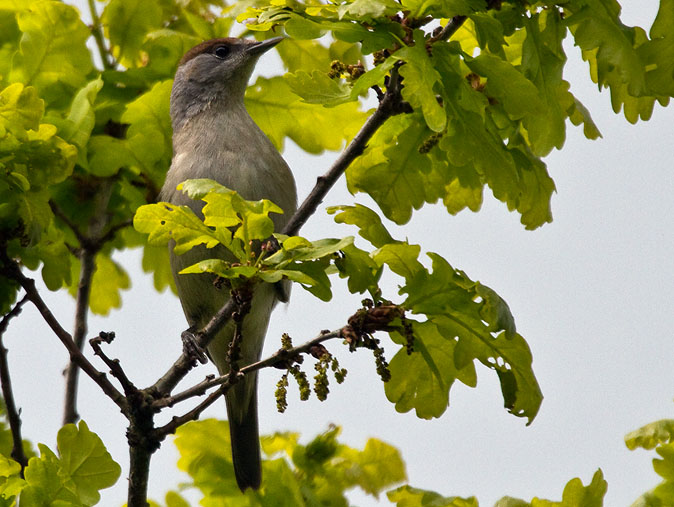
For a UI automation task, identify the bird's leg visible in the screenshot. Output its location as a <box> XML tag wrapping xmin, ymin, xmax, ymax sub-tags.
<box><xmin>181</xmin><ymin>326</ymin><xmax>209</xmax><ymax>365</ymax></box>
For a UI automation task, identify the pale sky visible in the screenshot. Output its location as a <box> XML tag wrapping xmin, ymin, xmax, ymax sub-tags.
<box><xmin>5</xmin><ymin>1</ymin><xmax>674</xmax><ymax>505</ymax></box>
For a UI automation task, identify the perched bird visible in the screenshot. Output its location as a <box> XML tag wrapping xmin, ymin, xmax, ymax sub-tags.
<box><xmin>159</xmin><ymin>37</ymin><xmax>297</xmax><ymax>491</ymax></box>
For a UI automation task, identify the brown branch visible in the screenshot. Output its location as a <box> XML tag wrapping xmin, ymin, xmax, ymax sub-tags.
<box><xmin>281</xmin><ymin>86</ymin><xmax>402</xmax><ymax>237</ymax></box>
<box><xmin>90</xmin><ymin>332</ymin><xmax>138</xmax><ymax>396</ymax></box>
<box><xmin>429</xmin><ymin>15</ymin><xmax>467</xmax><ymax>44</ymax></box>
<box><xmin>49</xmin><ymin>201</ymin><xmax>86</xmax><ymax>246</ymax></box>
<box><xmin>153</xmin><ymin>328</ymin><xmax>343</xmax><ymax>436</ymax></box>
<box><xmin>97</xmin><ymin>218</ymin><xmax>133</xmax><ymax>246</ymax></box>
<box><xmin>63</xmin><ymin>248</ymin><xmax>96</xmax><ymax>425</ymax></box>
<box><xmin>62</xmin><ymin>179</ymin><xmax>115</xmax><ymax>425</ymax></box>
<box><xmin>0</xmin><ymin>295</ymin><xmax>29</xmax><ymax>471</ymax></box>
<box><xmin>127</xmin><ymin>441</ymin><xmax>151</xmax><ymax>507</ymax></box>
<box><xmin>1</xmin><ymin>258</ymin><xmax>128</xmax><ymax>415</ymax></box>
<box><xmin>88</xmin><ymin>0</ymin><xmax>115</xmax><ymax>70</ymax></box>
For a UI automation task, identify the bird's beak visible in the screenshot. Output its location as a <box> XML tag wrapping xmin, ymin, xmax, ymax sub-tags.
<box><xmin>246</xmin><ymin>36</ymin><xmax>285</xmax><ymax>56</ymax></box>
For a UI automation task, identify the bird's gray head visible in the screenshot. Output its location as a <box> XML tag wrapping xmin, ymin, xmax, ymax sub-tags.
<box><xmin>170</xmin><ymin>37</ymin><xmax>283</xmax><ymax>131</ymax></box>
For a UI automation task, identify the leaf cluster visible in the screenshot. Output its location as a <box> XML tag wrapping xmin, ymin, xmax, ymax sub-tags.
<box><xmin>158</xmin><ymin>418</ymin><xmax>608</xmax><ymax>507</ymax></box>
<box><xmin>626</xmin><ymin>418</ymin><xmax>674</xmax><ymax>505</ymax></box>
<box><xmin>242</xmin><ymin>0</ymin><xmax>673</xmax><ymax>231</ymax></box>
<box><xmin>167</xmin><ymin>421</ymin><xmax>405</xmax><ymax>506</ymax></box>
<box><xmin>0</xmin><ymin>0</ymin><xmax>367</xmax><ymax>317</ymax></box>
<box><xmin>0</xmin><ymin>421</ymin><xmax>120</xmax><ymax>507</ymax></box>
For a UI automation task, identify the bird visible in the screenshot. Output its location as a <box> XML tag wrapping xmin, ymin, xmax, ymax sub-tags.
<box><xmin>159</xmin><ymin>36</ymin><xmax>297</xmax><ymax>491</ymax></box>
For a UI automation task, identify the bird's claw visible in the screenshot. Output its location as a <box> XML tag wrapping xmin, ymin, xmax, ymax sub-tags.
<box><xmin>181</xmin><ymin>328</ymin><xmax>208</xmax><ymax>364</ymax></box>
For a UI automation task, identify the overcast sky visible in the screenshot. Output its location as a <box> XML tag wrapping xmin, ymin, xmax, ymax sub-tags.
<box><xmin>5</xmin><ymin>1</ymin><xmax>674</xmax><ymax>505</ymax></box>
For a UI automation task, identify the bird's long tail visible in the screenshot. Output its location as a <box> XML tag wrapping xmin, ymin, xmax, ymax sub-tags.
<box><xmin>226</xmin><ymin>375</ymin><xmax>261</xmax><ymax>491</ymax></box>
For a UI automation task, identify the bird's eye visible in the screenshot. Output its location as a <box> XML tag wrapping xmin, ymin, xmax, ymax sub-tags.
<box><xmin>213</xmin><ymin>46</ymin><xmax>230</xmax><ymax>59</ymax></box>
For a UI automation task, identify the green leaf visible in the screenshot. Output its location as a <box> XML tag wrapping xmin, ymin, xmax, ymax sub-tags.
<box><xmin>334</xmin><ymin>243</ymin><xmax>380</xmax><ymax>294</ymax></box>
<box><xmin>394</xmin><ymin>31</ymin><xmax>446</xmax><ymax>132</ymax></box>
<box><xmin>179</xmin><ymin>259</ymin><xmax>258</xmax><ymax>279</ymax></box>
<box><xmin>0</xmin><ymin>456</ymin><xmax>20</xmax><ymax>478</ymax></box>
<box><xmin>87</xmin><ymin>135</ymin><xmax>136</xmax><ymax>177</ymax></box>
<box><xmin>337</xmin><ymin>0</ymin><xmax>400</xmax><ymax>22</ymax></box>
<box><xmin>283</xmin><ymin>14</ymin><xmax>399</xmax><ymax>54</ymax></box>
<box><xmin>345</xmin><ymin>438</ymin><xmax>407</xmax><ymax>495</ymax></box>
<box><xmin>625</xmin><ymin>419</ymin><xmax>674</xmax><ymax>450</ymax></box>
<box><xmin>141</xmin><ymin>244</ymin><xmax>177</xmax><ymax>293</ymax></box>
<box><xmin>469</xmin><ymin>11</ymin><xmax>506</xmax><ymax>56</ymax></box>
<box><xmin>56</xmin><ymin>78</ymin><xmax>104</xmax><ymax>168</ymax></box>
<box><xmin>21</xmin><ymin>222</ymin><xmax>73</xmax><ymax>290</ymax></box>
<box><xmin>565</xmin><ymin>0</ymin><xmax>658</xmax><ymax>122</ymax></box>
<box><xmin>103</xmin><ymin>0</ymin><xmax>163</xmax><ymax>67</ymax></box>
<box><xmin>507</xmin><ymin>144</ymin><xmax>555</xmax><ymax>230</ymax></box>
<box><xmin>56</xmin><ymin>421</ymin><xmax>122</xmax><ymax>505</ymax></box>
<box><xmin>266</xmin><ymin>236</ymin><xmax>354</xmax><ymax>265</ymax></box>
<box><xmin>174</xmin><ymin>419</ymin><xmax>240</xmax><ymax>495</ymax></box>
<box><xmin>350</xmin><ymin>56</ymin><xmax>395</xmax><ymax>98</ymax></box>
<box><xmin>373</xmin><ymin>242</ymin><xmax>424</xmax><ymax>281</ymax></box>
<box><xmin>464</xmin><ymin>52</ymin><xmax>545</xmax><ymax>121</ymax></box>
<box><xmin>165</xmin><ymin>491</ymin><xmax>191</xmax><ymax>507</ymax></box>
<box><xmin>134</xmin><ymin>202</ymin><xmax>223</xmax><ymax>254</ymax></box>
<box><xmin>401</xmin><ymin>253</ymin><xmax>542</xmax><ymax>423</ymax></box>
<box><xmin>537</xmin><ymin>469</ymin><xmax>606</xmax><ymax>507</ymax></box>
<box><xmin>20</xmin><ymin>421</ymin><xmax>120</xmax><ymax>506</ymax></box>
<box><xmin>9</xmin><ymin>1</ymin><xmax>92</xmax><ymax>107</ymax></box>
<box><xmin>0</xmin><ymin>82</ymin><xmax>43</xmax><ymax>134</ymax></box>
<box><xmin>22</xmin><ymin>450</ymin><xmax>81</xmax><ymax>506</ymax></box>
<box><xmin>640</xmin><ymin>0</ymin><xmax>674</xmax><ymax>97</ymax></box>
<box><xmin>87</xmin><ymin>255</ymin><xmax>130</xmax><ymax>316</ymax></box>
<box><xmin>346</xmin><ymin>114</ymin><xmax>437</xmax><ymax>224</ymax></box>
<box><xmin>431</xmin><ymin>45</ymin><xmax>522</xmax><ymax>216</ymax></box>
<box><xmin>566</xmin><ymin>0</ymin><xmax>646</xmax><ymax>97</ymax></box>
<box><xmin>327</xmin><ymin>204</ymin><xmax>396</xmax><ymax>248</ymax></box>
<box><xmin>388</xmin><ymin>485</ymin><xmax>478</xmax><ymax>506</ymax></box>
<box><xmin>121</xmin><ymin>80</ymin><xmax>173</xmax><ymax>185</ymax></box>
<box><xmin>246</xmin><ymin>76</ymin><xmax>366</xmax><ymax>153</ymax></box>
<box><xmin>519</xmin><ymin>12</ymin><xmax>569</xmax><ymax>156</ymax></box>
<box><xmin>654</xmin><ymin>443</ymin><xmax>674</xmax><ymax>482</ymax></box>
<box><xmin>259</xmin><ymin>268</ymin><xmax>318</xmax><ymax>286</ymax></box>
<box><xmin>277</xmin><ymin>38</ymin><xmax>332</xmax><ymax>73</ymax></box>
<box><xmin>287</xmin><ymin>259</ymin><xmax>333</xmax><ymax>301</ymax></box>
<box><xmin>494</xmin><ymin>471</ymin><xmax>607</xmax><ymax>506</ymax></box>
<box><xmin>385</xmin><ymin>320</ymin><xmax>477</xmax><ymax>419</ymax></box>
<box><xmin>142</xmin><ymin>29</ymin><xmax>201</xmax><ymax>79</ymax></box>
<box><xmin>177</xmin><ymin>178</ymin><xmax>234</xmax><ymax>201</ymax></box>
<box><xmin>399</xmin><ymin>0</ymin><xmax>485</xmax><ymax>20</ymax></box>
<box><xmin>285</xmin><ymin>70</ymin><xmax>353</xmax><ymax>107</ymax></box>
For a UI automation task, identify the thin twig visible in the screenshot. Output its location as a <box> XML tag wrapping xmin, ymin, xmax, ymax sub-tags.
<box><xmin>90</xmin><ymin>332</ymin><xmax>138</xmax><ymax>396</ymax></box>
<box><xmin>97</xmin><ymin>218</ymin><xmax>133</xmax><ymax>246</ymax></box>
<box><xmin>62</xmin><ymin>179</ymin><xmax>115</xmax><ymax>425</ymax></box>
<box><xmin>88</xmin><ymin>0</ymin><xmax>115</xmax><ymax>70</ymax></box>
<box><xmin>0</xmin><ymin>257</ymin><xmax>128</xmax><ymax>415</ymax></box>
<box><xmin>0</xmin><ymin>295</ymin><xmax>29</xmax><ymax>471</ymax></box>
<box><xmin>49</xmin><ymin>201</ymin><xmax>86</xmax><ymax>246</ymax></box>
<box><xmin>429</xmin><ymin>15</ymin><xmax>468</xmax><ymax>44</ymax></box>
<box><xmin>153</xmin><ymin>329</ymin><xmax>343</xmax><ymax>435</ymax></box>
<box><xmin>63</xmin><ymin>248</ymin><xmax>96</xmax><ymax>425</ymax></box>
<box><xmin>281</xmin><ymin>89</ymin><xmax>400</xmax><ymax>237</ymax></box>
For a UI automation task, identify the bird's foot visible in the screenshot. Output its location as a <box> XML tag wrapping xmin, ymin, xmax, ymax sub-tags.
<box><xmin>181</xmin><ymin>327</ymin><xmax>209</xmax><ymax>364</ymax></box>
